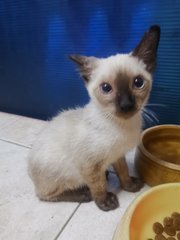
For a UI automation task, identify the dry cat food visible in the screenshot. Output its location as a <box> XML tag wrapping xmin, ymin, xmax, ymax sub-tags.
<box><xmin>148</xmin><ymin>212</ymin><xmax>180</xmax><ymax>240</ymax></box>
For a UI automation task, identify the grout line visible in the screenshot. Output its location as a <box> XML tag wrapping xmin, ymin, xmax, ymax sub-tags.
<box><xmin>53</xmin><ymin>203</ymin><xmax>81</xmax><ymax>240</ymax></box>
<box><xmin>0</xmin><ymin>138</ymin><xmax>31</xmax><ymax>149</ymax></box>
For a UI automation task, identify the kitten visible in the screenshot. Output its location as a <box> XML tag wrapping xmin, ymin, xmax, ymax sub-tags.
<box><xmin>28</xmin><ymin>25</ymin><xmax>160</xmax><ymax>211</ymax></box>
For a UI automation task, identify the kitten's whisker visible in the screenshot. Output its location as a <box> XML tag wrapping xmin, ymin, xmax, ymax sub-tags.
<box><xmin>141</xmin><ymin>107</ymin><xmax>159</xmax><ymax>126</ymax></box>
<box><xmin>143</xmin><ymin>108</ymin><xmax>159</xmax><ymax>123</ymax></box>
<box><xmin>142</xmin><ymin>111</ymin><xmax>155</xmax><ymax>124</ymax></box>
<box><xmin>146</xmin><ymin>103</ymin><xmax>167</xmax><ymax>107</ymax></box>
<box><xmin>103</xmin><ymin>110</ymin><xmax>113</xmax><ymax>121</ymax></box>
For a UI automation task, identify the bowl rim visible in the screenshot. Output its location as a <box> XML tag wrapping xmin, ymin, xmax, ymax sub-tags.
<box><xmin>138</xmin><ymin>124</ymin><xmax>180</xmax><ymax>171</ymax></box>
<box><xmin>113</xmin><ymin>183</ymin><xmax>180</xmax><ymax>240</ymax></box>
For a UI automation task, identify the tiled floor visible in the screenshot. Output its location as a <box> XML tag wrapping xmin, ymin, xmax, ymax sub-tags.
<box><xmin>0</xmin><ymin>112</ymin><xmax>149</xmax><ymax>240</ymax></box>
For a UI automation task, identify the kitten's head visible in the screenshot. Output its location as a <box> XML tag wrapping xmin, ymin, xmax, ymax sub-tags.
<box><xmin>70</xmin><ymin>25</ymin><xmax>160</xmax><ymax>119</ymax></box>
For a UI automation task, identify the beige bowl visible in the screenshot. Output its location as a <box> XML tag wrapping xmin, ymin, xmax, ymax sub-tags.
<box><xmin>135</xmin><ymin>124</ymin><xmax>180</xmax><ymax>186</ymax></box>
<box><xmin>113</xmin><ymin>183</ymin><xmax>180</xmax><ymax>240</ymax></box>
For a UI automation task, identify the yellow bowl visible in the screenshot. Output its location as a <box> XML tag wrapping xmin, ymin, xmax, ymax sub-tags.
<box><xmin>113</xmin><ymin>183</ymin><xmax>180</xmax><ymax>240</ymax></box>
<box><xmin>135</xmin><ymin>124</ymin><xmax>180</xmax><ymax>186</ymax></box>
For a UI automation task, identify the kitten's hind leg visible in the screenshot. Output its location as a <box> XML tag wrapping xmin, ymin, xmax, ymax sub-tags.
<box><xmin>39</xmin><ymin>185</ymin><xmax>92</xmax><ymax>203</ymax></box>
<box><xmin>113</xmin><ymin>156</ymin><xmax>144</xmax><ymax>192</ymax></box>
<box><xmin>59</xmin><ymin>186</ymin><xmax>92</xmax><ymax>203</ymax></box>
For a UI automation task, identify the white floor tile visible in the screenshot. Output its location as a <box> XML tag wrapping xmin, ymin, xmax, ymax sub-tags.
<box><xmin>0</xmin><ymin>113</ymin><xmax>46</xmax><ymax>147</ymax></box>
<box><xmin>58</xmin><ymin>186</ymin><xmax>149</xmax><ymax>240</ymax></box>
<box><xmin>0</xmin><ymin>112</ymin><xmax>20</xmax><ymax>129</ymax></box>
<box><xmin>58</xmin><ymin>154</ymin><xmax>149</xmax><ymax>240</ymax></box>
<box><xmin>0</xmin><ymin>140</ymin><xmax>79</xmax><ymax>240</ymax></box>
<box><xmin>0</xmin><ymin>112</ymin><xmax>151</xmax><ymax>240</ymax></box>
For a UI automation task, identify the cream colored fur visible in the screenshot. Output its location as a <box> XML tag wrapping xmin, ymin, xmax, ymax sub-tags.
<box><xmin>28</xmin><ymin>53</ymin><xmax>150</xmax><ymax>200</ymax></box>
<box><xmin>28</xmin><ymin>25</ymin><xmax>161</xmax><ymax>211</ymax></box>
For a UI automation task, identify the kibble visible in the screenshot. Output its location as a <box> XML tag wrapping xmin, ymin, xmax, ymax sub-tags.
<box><xmin>155</xmin><ymin>234</ymin><xmax>167</xmax><ymax>240</ymax></box>
<box><xmin>148</xmin><ymin>211</ymin><xmax>180</xmax><ymax>240</ymax></box>
<box><xmin>164</xmin><ymin>226</ymin><xmax>176</xmax><ymax>236</ymax></box>
<box><xmin>177</xmin><ymin>232</ymin><xmax>180</xmax><ymax>240</ymax></box>
<box><xmin>153</xmin><ymin>222</ymin><xmax>164</xmax><ymax>234</ymax></box>
<box><xmin>172</xmin><ymin>212</ymin><xmax>180</xmax><ymax>220</ymax></box>
<box><xmin>173</xmin><ymin>218</ymin><xmax>180</xmax><ymax>231</ymax></box>
<box><xmin>163</xmin><ymin>217</ymin><xmax>173</xmax><ymax>227</ymax></box>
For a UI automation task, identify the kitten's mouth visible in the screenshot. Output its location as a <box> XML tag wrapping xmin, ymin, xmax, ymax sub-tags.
<box><xmin>115</xmin><ymin>108</ymin><xmax>139</xmax><ymax>119</ymax></box>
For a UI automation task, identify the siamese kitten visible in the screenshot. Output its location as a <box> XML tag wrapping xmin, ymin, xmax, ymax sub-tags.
<box><xmin>28</xmin><ymin>25</ymin><xmax>160</xmax><ymax>211</ymax></box>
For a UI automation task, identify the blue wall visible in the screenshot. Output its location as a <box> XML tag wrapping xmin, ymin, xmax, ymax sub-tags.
<box><xmin>0</xmin><ymin>0</ymin><xmax>179</xmax><ymax>124</ymax></box>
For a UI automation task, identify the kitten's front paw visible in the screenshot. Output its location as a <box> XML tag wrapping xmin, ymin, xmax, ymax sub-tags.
<box><xmin>122</xmin><ymin>177</ymin><xmax>144</xmax><ymax>192</ymax></box>
<box><xmin>95</xmin><ymin>192</ymin><xmax>119</xmax><ymax>211</ymax></box>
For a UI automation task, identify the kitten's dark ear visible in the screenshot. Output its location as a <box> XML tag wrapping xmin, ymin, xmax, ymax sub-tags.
<box><xmin>132</xmin><ymin>25</ymin><xmax>161</xmax><ymax>73</ymax></box>
<box><xmin>69</xmin><ymin>55</ymin><xmax>98</xmax><ymax>83</ymax></box>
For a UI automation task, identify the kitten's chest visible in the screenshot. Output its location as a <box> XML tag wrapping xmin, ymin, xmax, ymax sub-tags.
<box><xmin>99</xmin><ymin>118</ymin><xmax>141</xmax><ymax>161</ymax></box>
<box><xmin>111</xmin><ymin>126</ymin><xmax>139</xmax><ymax>151</ymax></box>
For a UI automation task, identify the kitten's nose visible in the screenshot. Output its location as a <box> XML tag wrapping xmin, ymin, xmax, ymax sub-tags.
<box><xmin>119</xmin><ymin>95</ymin><xmax>135</xmax><ymax>113</ymax></box>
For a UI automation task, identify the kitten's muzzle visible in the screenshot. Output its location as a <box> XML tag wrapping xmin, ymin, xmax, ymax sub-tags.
<box><xmin>116</xmin><ymin>94</ymin><xmax>135</xmax><ymax>113</ymax></box>
<box><xmin>116</xmin><ymin>95</ymin><xmax>136</xmax><ymax>118</ymax></box>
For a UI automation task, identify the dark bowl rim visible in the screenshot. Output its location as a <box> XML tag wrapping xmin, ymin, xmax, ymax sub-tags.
<box><xmin>138</xmin><ymin>124</ymin><xmax>180</xmax><ymax>171</ymax></box>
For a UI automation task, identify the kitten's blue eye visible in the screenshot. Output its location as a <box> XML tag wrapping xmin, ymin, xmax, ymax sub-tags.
<box><xmin>133</xmin><ymin>76</ymin><xmax>145</xmax><ymax>89</ymax></box>
<box><xmin>100</xmin><ymin>83</ymin><xmax>112</xmax><ymax>93</ymax></box>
